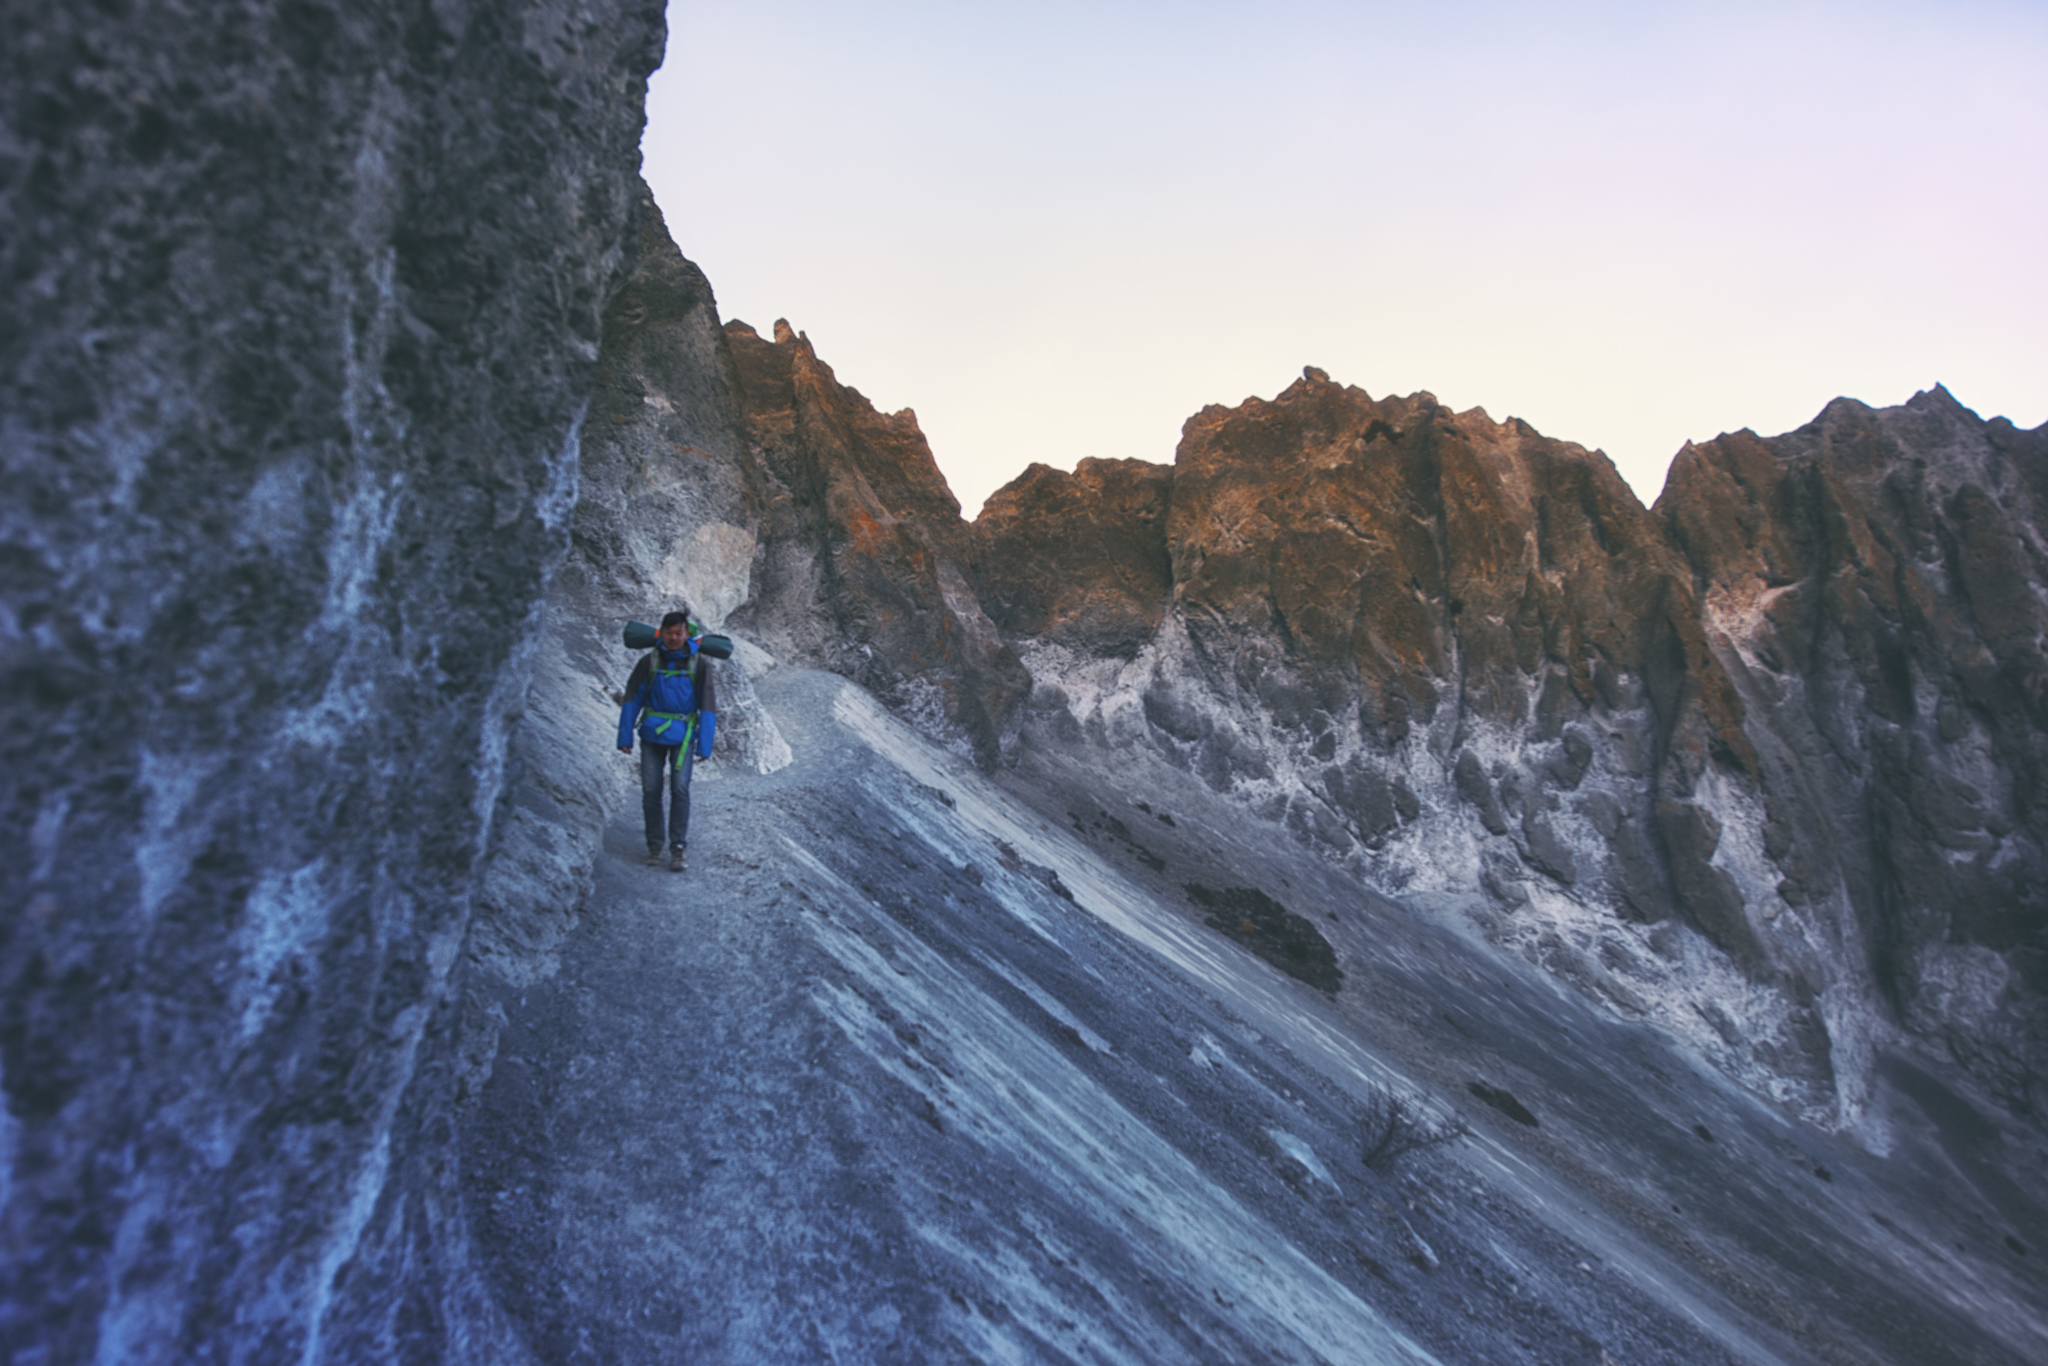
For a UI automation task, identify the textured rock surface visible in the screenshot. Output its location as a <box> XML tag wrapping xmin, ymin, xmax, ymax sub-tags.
<box><xmin>971</xmin><ymin>456</ymin><xmax>1175</xmax><ymax>656</ymax></box>
<box><xmin>470</xmin><ymin>181</ymin><xmax>792</xmax><ymax>993</ymax></box>
<box><xmin>724</xmin><ymin>319</ymin><xmax>1029</xmax><ymax>766</ymax></box>
<box><xmin>1661</xmin><ymin>389</ymin><xmax>2048</xmax><ymax>1112</ymax></box>
<box><xmin>976</xmin><ymin>370</ymin><xmax>2048</xmax><ymax>1130</ymax></box>
<box><xmin>0</xmin><ymin>2</ymin><xmax>663</xmax><ymax>1359</ymax></box>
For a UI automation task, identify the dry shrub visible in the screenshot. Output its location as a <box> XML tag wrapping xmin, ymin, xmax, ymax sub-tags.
<box><xmin>1359</xmin><ymin>1087</ymin><xmax>1468</xmax><ymax>1173</ymax></box>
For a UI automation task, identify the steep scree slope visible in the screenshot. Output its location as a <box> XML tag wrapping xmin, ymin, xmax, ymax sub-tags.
<box><xmin>467</xmin><ymin>665</ymin><xmax>2048</xmax><ymax>1366</ymax></box>
<box><xmin>1</xmin><ymin>3</ymin><xmax>663</xmax><ymax>1360</ymax></box>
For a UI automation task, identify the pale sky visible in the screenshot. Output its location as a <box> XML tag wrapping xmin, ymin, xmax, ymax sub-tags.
<box><xmin>643</xmin><ymin>0</ymin><xmax>2046</xmax><ymax>516</ymax></box>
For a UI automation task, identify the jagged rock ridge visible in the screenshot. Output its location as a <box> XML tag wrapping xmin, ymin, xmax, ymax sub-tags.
<box><xmin>721</xmin><ymin>319</ymin><xmax>1030</xmax><ymax>767</ymax></box>
<box><xmin>969</xmin><ymin>372</ymin><xmax>2046</xmax><ymax>1127</ymax></box>
<box><xmin>595</xmin><ymin>295</ymin><xmax>2046</xmax><ymax>1133</ymax></box>
<box><xmin>1663</xmin><ymin>393</ymin><xmax>2048</xmax><ymax>1108</ymax></box>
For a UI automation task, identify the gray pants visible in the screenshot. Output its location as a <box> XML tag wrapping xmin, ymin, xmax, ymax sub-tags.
<box><xmin>639</xmin><ymin>742</ymin><xmax>693</xmax><ymax>850</ymax></box>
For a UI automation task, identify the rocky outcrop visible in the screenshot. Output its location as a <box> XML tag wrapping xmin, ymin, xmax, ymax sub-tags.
<box><xmin>972</xmin><ymin>457</ymin><xmax>1175</xmax><ymax>656</ymax></box>
<box><xmin>976</xmin><ymin>371</ymin><xmax>2048</xmax><ymax>1127</ymax></box>
<box><xmin>1661</xmin><ymin>388</ymin><xmax>2048</xmax><ymax>1113</ymax></box>
<box><xmin>1</xmin><ymin>3</ymin><xmax>664</xmax><ymax>1360</ymax></box>
<box><xmin>724</xmin><ymin>320</ymin><xmax>1029</xmax><ymax>766</ymax></box>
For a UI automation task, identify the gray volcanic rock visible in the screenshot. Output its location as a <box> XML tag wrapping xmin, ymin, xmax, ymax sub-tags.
<box><xmin>1659</xmin><ymin>388</ymin><xmax>2048</xmax><ymax>1113</ymax></box>
<box><xmin>977</xmin><ymin>369</ymin><xmax>2048</xmax><ymax>1130</ymax></box>
<box><xmin>1</xmin><ymin>2</ymin><xmax>663</xmax><ymax>1360</ymax></box>
<box><xmin>724</xmin><ymin>319</ymin><xmax>1029</xmax><ymax>766</ymax></box>
<box><xmin>470</xmin><ymin>180</ymin><xmax>793</xmax><ymax>993</ymax></box>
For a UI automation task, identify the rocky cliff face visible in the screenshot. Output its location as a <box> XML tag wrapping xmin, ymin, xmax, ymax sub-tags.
<box><xmin>470</xmin><ymin>182</ymin><xmax>793</xmax><ymax>996</ymax></box>
<box><xmin>974</xmin><ymin>372</ymin><xmax>2047</xmax><ymax>1129</ymax></box>
<box><xmin>1</xmin><ymin>3</ymin><xmax>664</xmax><ymax>1360</ymax></box>
<box><xmin>723</xmin><ymin>320</ymin><xmax>1029</xmax><ymax>767</ymax></box>
<box><xmin>1661</xmin><ymin>390</ymin><xmax>2048</xmax><ymax>1113</ymax></box>
<box><xmin>8</xmin><ymin>4</ymin><xmax>2041</xmax><ymax>1350</ymax></box>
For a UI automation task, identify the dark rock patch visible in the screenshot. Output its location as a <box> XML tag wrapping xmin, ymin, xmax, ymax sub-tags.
<box><xmin>996</xmin><ymin>839</ymin><xmax>1077</xmax><ymax>902</ymax></box>
<box><xmin>1184</xmin><ymin>884</ymin><xmax>1342</xmax><ymax>994</ymax></box>
<box><xmin>1468</xmin><ymin>1082</ymin><xmax>1540</xmax><ymax>1128</ymax></box>
<box><xmin>1068</xmin><ymin>807</ymin><xmax>1167</xmax><ymax>873</ymax></box>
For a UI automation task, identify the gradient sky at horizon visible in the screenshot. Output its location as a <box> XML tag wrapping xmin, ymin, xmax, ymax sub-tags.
<box><xmin>643</xmin><ymin>0</ymin><xmax>2046</xmax><ymax>516</ymax></box>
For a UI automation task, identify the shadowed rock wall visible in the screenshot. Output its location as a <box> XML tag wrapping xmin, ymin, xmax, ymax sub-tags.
<box><xmin>974</xmin><ymin>372</ymin><xmax>2047</xmax><ymax>1128</ymax></box>
<box><xmin>1662</xmin><ymin>389</ymin><xmax>2048</xmax><ymax>1113</ymax></box>
<box><xmin>470</xmin><ymin>181</ymin><xmax>793</xmax><ymax>991</ymax></box>
<box><xmin>1</xmin><ymin>2</ymin><xmax>663</xmax><ymax>1359</ymax></box>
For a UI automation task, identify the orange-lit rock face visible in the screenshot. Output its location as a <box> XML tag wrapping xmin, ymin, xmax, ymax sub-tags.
<box><xmin>975</xmin><ymin>372</ymin><xmax>2048</xmax><ymax>1120</ymax></box>
<box><xmin>1154</xmin><ymin>370</ymin><xmax>1749</xmax><ymax>757</ymax></box>
<box><xmin>971</xmin><ymin>457</ymin><xmax>1174</xmax><ymax>656</ymax></box>
<box><xmin>725</xmin><ymin>320</ymin><xmax>1028</xmax><ymax>766</ymax></box>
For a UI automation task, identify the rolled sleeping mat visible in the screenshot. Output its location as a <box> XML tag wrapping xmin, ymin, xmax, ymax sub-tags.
<box><xmin>622</xmin><ymin>620</ymin><xmax>734</xmax><ymax>660</ymax></box>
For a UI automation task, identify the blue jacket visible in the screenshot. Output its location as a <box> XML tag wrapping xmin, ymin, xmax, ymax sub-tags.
<box><xmin>618</xmin><ymin>644</ymin><xmax>717</xmax><ymax>756</ymax></box>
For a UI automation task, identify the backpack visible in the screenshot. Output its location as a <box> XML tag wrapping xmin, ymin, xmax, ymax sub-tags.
<box><xmin>629</xmin><ymin>649</ymin><xmax>717</xmax><ymax>750</ymax></box>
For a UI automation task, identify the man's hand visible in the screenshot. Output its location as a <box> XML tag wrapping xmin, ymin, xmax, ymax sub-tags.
<box><xmin>618</xmin><ymin>745</ymin><xmax>632</xmax><ymax>754</ymax></box>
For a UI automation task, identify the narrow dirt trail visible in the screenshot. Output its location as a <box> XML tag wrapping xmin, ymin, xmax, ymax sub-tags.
<box><xmin>464</xmin><ymin>670</ymin><xmax>949</xmax><ymax>1362</ymax></box>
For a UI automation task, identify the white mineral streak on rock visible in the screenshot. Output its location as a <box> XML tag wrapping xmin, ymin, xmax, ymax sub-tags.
<box><xmin>297</xmin><ymin>1129</ymin><xmax>392</xmax><ymax>1366</ymax></box>
<box><xmin>1267</xmin><ymin>1129</ymin><xmax>1339</xmax><ymax>1188</ymax></box>
<box><xmin>806</xmin><ymin>889</ymin><xmax>1442</xmax><ymax>1366</ymax></box>
<box><xmin>234</xmin><ymin>863</ymin><xmax>333</xmax><ymax>1040</ymax></box>
<box><xmin>666</xmin><ymin>520</ymin><xmax>754</xmax><ymax>630</ymax></box>
<box><xmin>972</xmin><ymin>949</ymin><xmax>1114</xmax><ymax>1055</ymax></box>
<box><xmin>133</xmin><ymin>750</ymin><xmax>216</xmax><ymax>922</ymax></box>
<box><xmin>536</xmin><ymin>405</ymin><xmax>585</xmax><ymax>535</ymax></box>
<box><xmin>315</xmin><ymin>474</ymin><xmax>403</xmax><ymax>633</ymax></box>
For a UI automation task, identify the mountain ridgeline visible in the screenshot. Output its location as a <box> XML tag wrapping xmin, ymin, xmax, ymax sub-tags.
<box><xmin>656</xmin><ymin>227</ymin><xmax>2046</xmax><ymax>1132</ymax></box>
<box><xmin>969</xmin><ymin>374</ymin><xmax>2048</xmax><ymax>1129</ymax></box>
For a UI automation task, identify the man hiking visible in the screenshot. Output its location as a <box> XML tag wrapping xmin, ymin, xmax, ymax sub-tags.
<box><xmin>618</xmin><ymin>609</ymin><xmax>717</xmax><ymax>871</ymax></box>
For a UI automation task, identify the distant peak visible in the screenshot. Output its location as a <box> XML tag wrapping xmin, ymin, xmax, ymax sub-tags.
<box><xmin>1906</xmin><ymin>383</ymin><xmax>1972</xmax><ymax>416</ymax></box>
<box><xmin>773</xmin><ymin>318</ymin><xmax>796</xmax><ymax>344</ymax></box>
<box><xmin>1303</xmin><ymin>365</ymin><xmax>1331</xmax><ymax>384</ymax></box>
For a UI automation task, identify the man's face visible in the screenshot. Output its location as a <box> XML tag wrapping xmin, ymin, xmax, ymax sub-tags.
<box><xmin>659</xmin><ymin>621</ymin><xmax>691</xmax><ymax>651</ymax></box>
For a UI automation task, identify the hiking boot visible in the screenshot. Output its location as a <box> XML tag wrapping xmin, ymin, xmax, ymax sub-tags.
<box><xmin>669</xmin><ymin>845</ymin><xmax>688</xmax><ymax>873</ymax></box>
<box><xmin>644</xmin><ymin>845</ymin><xmax>663</xmax><ymax>867</ymax></box>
